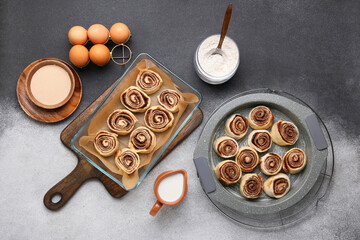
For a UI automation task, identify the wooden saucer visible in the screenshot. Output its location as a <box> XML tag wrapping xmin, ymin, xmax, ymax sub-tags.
<box><xmin>17</xmin><ymin>58</ymin><xmax>82</xmax><ymax>123</ymax></box>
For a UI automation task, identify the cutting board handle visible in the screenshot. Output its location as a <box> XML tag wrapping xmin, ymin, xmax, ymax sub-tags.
<box><xmin>43</xmin><ymin>159</ymin><xmax>96</xmax><ymax>210</ymax></box>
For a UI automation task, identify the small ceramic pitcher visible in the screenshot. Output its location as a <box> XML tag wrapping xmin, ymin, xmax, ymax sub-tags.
<box><xmin>149</xmin><ymin>169</ymin><xmax>187</xmax><ymax>216</ymax></box>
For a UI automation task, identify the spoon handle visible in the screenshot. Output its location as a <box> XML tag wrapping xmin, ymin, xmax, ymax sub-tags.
<box><xmin>217</xmin><ymin>3</ymin><xmax>233</xmax><ymax>49</ymax></box>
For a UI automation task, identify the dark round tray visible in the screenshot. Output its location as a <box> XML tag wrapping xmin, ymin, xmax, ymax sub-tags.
<box><xmin>193</xmin><ymin>89</ymin><xmax>334</xmax><ymax>228</ymax></box>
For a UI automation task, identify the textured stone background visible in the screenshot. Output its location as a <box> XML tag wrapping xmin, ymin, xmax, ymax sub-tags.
<box><xmin>1</xmin><ymin>0</ymin><xmax>359</xmax><ymax>239</ymax></box>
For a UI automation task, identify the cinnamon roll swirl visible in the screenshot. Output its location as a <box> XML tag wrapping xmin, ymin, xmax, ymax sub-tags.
<box><xmin>213</xmin><ymin>136</ymin><xmax>239</xmax><ymax>158</ymax></box>
<box><xmin>248</xmin><ymin>130</ymin><xmax>272</xmax><ymax>152</ymax></box>
<box><xmin>248</xmin><ymin>106</ymin><xmax>274</xmax><ymax>130</ymax></box>
<box><xmin>259</xmin><ymin>152</ymin><xmax>283</xmax><ymax>175</ymax></box>
<box><xmin>225</xmin><ymin>114</ymin><xmax>249</xmax><ymax>140</ymax></box>
<box><xmin>264</xmin><ymin>173</ymin><xmax>291</xmax><ymax>198</ymax></box>
<box><xmin>120</xmin><ymin>86</ymin><xmax>151</xmax><ymax>113</ymax></box>
<box><xmin>128</xmin><ymin>127</ymin><xmax>156</xmax><ymax>154</ymax></box>
<box><xmin>136</xmin><ymin>70</ymin><xmax>163</xmax><ymax>94</ymax></box>
<box><xmin>144</xmin><ymin>106</ymin><xmax>174</xmax><ymax>132</ymax></box>
<box><xmin>283</xmin><ymin>148</ymin><xmax>307</xmax><ymax>174</ymax></box>
<box><xmin>235</xmin><ymin>147</ymin><xmax>259</xmax><ymax>172</ymax></box>
<box><xmin>240</xmin><ymin>174</ymin><xmax>264</xmax><ymax>199</ymax></box>
<box><xmin>107</xmin><ymin>109</ymin><xmax>137</xmax><ymax>135</ymax></box>
<box><xmin>270</xmin><ymin>120</ymin><xmax>299</xmax><ymax>146</ymax></box>
<box><xmin>94</xmin><ymin>130</ymin><xmax>119</xmax><ymax>157</ymax></box>
<box><xmin>157</xmin><ymin>89</ymin><xmax>183</xmax><ymax>113</ymax></box>
<box><xmin>115</xmin><ymin>148</ymin><xmax>140</xmax><ymax>174</ymax></box>
<box><xmin>214</xmin><ymin>160</ymin><xmax>242</xmax><ymax>186</ymax></box>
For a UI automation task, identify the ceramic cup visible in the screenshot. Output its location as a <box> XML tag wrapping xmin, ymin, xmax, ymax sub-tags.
<box><xmin>149</xmin><ymin>169</ymin><xmax>187</xmax><ymax>216</ymax></box>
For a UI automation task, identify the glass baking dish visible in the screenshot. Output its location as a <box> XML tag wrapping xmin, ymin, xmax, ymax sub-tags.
<box><xmin>71</xmin><ymin>53</ymin><xmax>202</xmax><ymax>191</ymax></box>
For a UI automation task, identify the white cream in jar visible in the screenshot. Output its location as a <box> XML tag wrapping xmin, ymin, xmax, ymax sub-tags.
<box><xmin>194</xmin><ymin>34</ymin><xmax>239</xmax><ymax>84</ymax></box>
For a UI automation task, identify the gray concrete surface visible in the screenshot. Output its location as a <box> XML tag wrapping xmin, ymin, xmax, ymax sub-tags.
<box><xmin>1</xmin><ymin>0</ymin><xmax>359</xmax><ymax>239</ymax></box>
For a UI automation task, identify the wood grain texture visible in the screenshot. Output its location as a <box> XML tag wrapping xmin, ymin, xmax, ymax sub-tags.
<box><xmin>217</xmin><ymin>3</ymin><xmax>233</xmax><ymax>49</ymax></box>
<box><xmin>17</xmin><ymin>58</ymin><xmax>82</xmax><ymax>123</ymax></box>
<box><xmin>43</xmin><ymin>79</ymin><xmax>203</xmax><ymax>210</ymax></box>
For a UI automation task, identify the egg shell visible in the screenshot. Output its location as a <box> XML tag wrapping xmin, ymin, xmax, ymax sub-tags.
<box><xmin>68</xmin><ymin>26</ymin><xmax>88</xmax><ymax>45</ymax></box>
<box><xmin>88</xmin><ymin>24</ymin><xmax>109</xmax><ymax>44</ymax></box>
<box><xmin>69</xmin><ymin>45</ymin><xmax>89</xmax><ymax>68</ymax></box>
<box><xmin>110</xmin><ymin>23</ymin><xmax>131</xmax><ymax>44</ymax></box>
<box><xmin>89</xmin><ymin>44</ymin><xmax>110</xmax><ymax>66</ymax></box>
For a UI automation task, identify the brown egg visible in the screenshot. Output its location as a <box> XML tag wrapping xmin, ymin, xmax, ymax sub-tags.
<box><xmin>88</xmin><ymin>24</ymin><xmax>109</xmax><ymax>44</ymax></box>
<box><xmin>110</xmin><ymin>23</ymin><xmax>131</xmax><ymax>44</ymax></box>
<box><xmin>89</xmin><ymin>44</ymin><xmax>110</xmax><ymax>66</ymax></box>
<box><xmin>69</xmin><ymin>45</ymin><xmax>89</xmax><ymax>68</ymax></box>
<box><xmin>68</xmin><ymin>26</ymin><xmax>88</xmax><ymax>45</ymax></box>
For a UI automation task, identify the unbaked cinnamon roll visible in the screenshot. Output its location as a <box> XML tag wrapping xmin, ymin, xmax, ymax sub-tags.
<box><xmin>136</xmin><ymin>70</ymin><xmax>163</xmax><ymax>94</ymax></box>
<box><xmin>225</xmin><ymin>114</ymin><xmax>249</xmax><ymax>140</ymax></box>
<box><xmin>248</xmin><ymin>106</ymin><xmax>274</xmax><ymax>130</ymax></box>
<box><xmin>128</xmin><ymin>127</ymin><xmax>156</xmax><ymax>154</ymax></box>
<box><xmin>264</xmin><ymin>173</ymin><xmax>291</xmax><ymax>198</ymax></box>
<box><xmin>270</xmin><ymin>120</ymin><xmax>299</xmax><ymax>146</ymax></box>
<box><xmin>157</xmin><ymin>89</ymin><xmax>183</xmax><ymax>113</ymax></box>
<box><xmin>107</xmin><ymin>109</ymin><xmax>137</xmax><ymax>135</ymax></box>
<box><xmin>248</xmin><ymin>130</ymin><xmax>272</xmax><ymax>152</ymax></box>
<box><xmin>115</xmin><ymin>148</ymin><xmax>140</xmax><ymax>174</ymax></box>
<box><xmin>120</xmin><ymin>86</ymin><xmax>151</xmax><ymax>112</ymax></box>
<box><xmin>283</xmin><ymin>148</ymin><xmax>307</xmax><ymax>174</ymax></box>
<box><xmin>240</xmin><ymin>173</ymin><xmax>263</xmax><ymax>199</ymax></box>
<box><xmin>144</xmin><ymin>106</ymin><xmax>174</xmax><ymax>132</ymax></box>
<box><xmin>259</xmin><ymin>152</ymin><xmax>283</xmax><ymax>175</ymax></box>
<box><xmin>94</xmin><ymin>130</ymin><xmax>119</xmax><ymax>157</ymax></box>
<box><xmin>213</xmin><ymin>136</ymin><xmax>238</xmax><ymax>158</ymax></box>
<box><xmin>235</xmin><ymin>147</ymin><xmax>259</xmax><ymax>172</ymax></box>
<box><xmin>214</xmin><ymin>160</ymin><xmax>242</xmax><ymax>186</ymax></box>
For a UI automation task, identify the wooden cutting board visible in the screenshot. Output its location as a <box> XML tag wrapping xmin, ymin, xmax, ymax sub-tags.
<box><xmin>43</xmin><ymin>81</ymin><xmax>203</xmax><ymax>211</ymax></box>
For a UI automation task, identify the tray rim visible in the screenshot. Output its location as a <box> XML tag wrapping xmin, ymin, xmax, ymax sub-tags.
<box><xmin>71</xmin><ymin>53</ymin><xmax>202</xmax><ymax>191</ymax></box>
<box><xmin>194</xmin><ymin>89</ymin><xmax>328</xmax><ymax>215</ymax></box>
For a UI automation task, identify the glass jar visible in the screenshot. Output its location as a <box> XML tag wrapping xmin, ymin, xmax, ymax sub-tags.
<box><xmin>194</xmin><ymin>34</ymin><xmax>240</xmax><ymax>85</ymax></box>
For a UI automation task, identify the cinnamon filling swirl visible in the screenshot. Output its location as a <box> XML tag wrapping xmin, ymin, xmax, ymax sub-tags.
<box><xmin>219</xmin><ymin>161</ymin><xmax>241</xmax><ymax>182</ymax></box>
<box><xmin>144</xmin><ymin>106</ymin><xmax>174</xmax><ymax>132</ymax></box>
<box><xmin>273</xmin><ymin>178</ymin><xmax>289</xmax><ymax>196</ymax></box>
<box><xmin>129</xmin><ymin>127</ymin><xmax>156</xmax><ymax>153</ymax></box>
<box><xmin>283</xmin><ymin>148</ymin><xmax>306</xmax><ymax>173</ymax></box>
<box><xmin>229</xmin><ymin>114</ymin><xmax>248</xmax><ymax>136</ymax></box>
<box><xmin>261</xmin><ymin>153</ymin><xmax>282</xmax><ymax>175</ymax></box>
<box><xmin>278</xmin><ymin>121</ymin><xmax>299</xmax><ymax>144</ymax></box>
<box><xmin>214</xmin><ymin>137</ymin><xmax>238</xmax><ymax>158</ymax></box>
<box><xmin>249</xmin><ymin>106</ymin><xmax>273</xmax><ymax>127</ymax></box>
<box><xmin>158</xmin><ymin>89</ymin><xmax>181</xmax><ymax>112</ymax></box>
<box><xmin>236</xmin><ymin>148</ymin><xmax>258</xmax><ymax>172</ymax></box>
<box><xmin>242</xmin><ymin>175</ymin><xmax>263</xmax><ymax>198</ymax></box>
<box><xmin>115</xmin><ymin>149</ymin><xmax>140</xmax><ymax>174</ymax></box>
<box><xmin>107</xmin><ymin>109</ymin><xmax>137</xmax><ymax>135</ymax></box>
<box><xmin>121</xmin><ymin>86</ymin><xmax>150</xmax><ymax>112</ymax></box>
<box><xmin>136</xmin><ymin>70</ymin><xmax>163</xmax><ymax>94</ymax></box>
<box><xmin>264</xmin><ymin>173</ymin><xmax>290</xmax><ymax>198</ymax></box>
<box><xmin>94</xmin><ymin>131</ymin><xmax>119</xmax><ymax>157</ymax></box>
<box><xmin>250</xmin><ymin>131</ymin><xmax>272</xmax><ymax>152</ymax></box>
